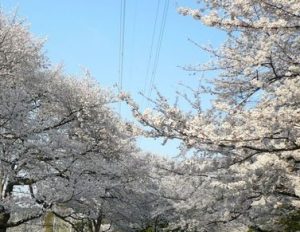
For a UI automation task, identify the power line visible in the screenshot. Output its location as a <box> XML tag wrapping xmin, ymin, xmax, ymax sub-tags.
<box><xmin>118</xmin><ymin>0</ymin><xmax>126</xmax><ymax>90</ymax></box>
<box><xmin>143</xmin><ymin>0</ymin><xmax>161</xmax><ymax>99</ymax></box>
<box><xmin>118</xmin><ymin>0</ymin><xmax>126</xmax><ymax>114</ymax></box>
<box><xmin>127</xmin><ymin>0</ymin><xmax>139</xmax><ymax>82</ymax></box>
<box><xmin>149</xmin><ymin>0</ymin><xmax>169</xmax><ymax>98</ymax></box>
<box><xmin>146</xmin><ymin>0</ymin><xmax>170</xmax><ymax>103</ymax></box>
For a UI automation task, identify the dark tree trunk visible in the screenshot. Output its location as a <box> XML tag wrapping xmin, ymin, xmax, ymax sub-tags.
<box><xmin>93</xmin><ymin>214</ymin><xmax>102</xmax><ymax>232</ymax></box>
<box><xmin>0</xmin><ymin>210</ymin><xmax>10</xmax><ymax>232</ymax></box>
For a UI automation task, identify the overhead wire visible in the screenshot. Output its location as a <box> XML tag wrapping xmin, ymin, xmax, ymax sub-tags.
<box><xmin>118</xmin><ymin>0</ymin><xmax>126</xmax><ymax>114</ymax></box>
<box><xmin>126</xmin><ymin>0</ymin><xmax>139</xmax><ymax>101</ymax></box>
<box><xmin>119</xmin><ymin>0</ymin><xmax>126</xmax><ymax>91</ymax></box>
<box><xmin>117</xmin><ymin>0</ymin><xmax>169</xmax><ymax>110</ymax></box>
<box><xmin>142</xmin><ymin>0</ymin><xmax>161</xmax><ymax>100</ymax></box>
<box><xmin>146</xmin><ymin>0</ymin><xmax>170</xmax><ymax>103</ymax></box>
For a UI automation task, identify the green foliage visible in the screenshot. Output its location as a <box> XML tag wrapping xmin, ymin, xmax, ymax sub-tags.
<box><xmin>279</xmin><ymin>210</ymin><xmax>300</xmax><ymax>232</ymax></box>
<box><xmin>140</xmin><ymin>227</ymin><xmax>154</xmax><ymax>232</ymax></box>
<box><xmin>247</xmin><ymin>210</ymin><xmax>300</xmax><ymax>232</ymax></box>
<box><xmin>73</xmin><ymin>219</ymin><xmax>92</xmax><ymax>232</ymax></box>
<box><xmin>44</xmin><ymin>212</ymin><xmax>54</xmax><ymax>232</ymax></box>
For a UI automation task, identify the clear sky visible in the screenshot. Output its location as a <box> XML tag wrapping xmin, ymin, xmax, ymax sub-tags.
<box><xmin>1</xmin><ymin>0</ymin><xmax>225</xmax><ymax>157</ymax></box>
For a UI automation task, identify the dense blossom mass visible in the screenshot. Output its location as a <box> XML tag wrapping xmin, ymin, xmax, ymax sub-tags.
<box><xmin>0</xmin><ymin>12</ymin><xmax>161</xmax><ymax>232</ymax></box>
<box><xmin>0</xmin><ymin>0</ymin><xmax>300</xmax><ymax>232</ymax></box>
<box><xmin>124</xmin><ymin>0</ymin><xmax>300</xmax><ymax>231</ymax></box>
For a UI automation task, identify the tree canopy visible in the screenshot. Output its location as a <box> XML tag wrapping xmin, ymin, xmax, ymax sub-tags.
<box><xmin>123</xmin><ymin>0</ymin><xmax>300</xmax><ymax>231</ymax></box>
<box><xmin>0</xmin><ymin>1</ymin><xmax>300</xmax><ymax>231</ymax></box>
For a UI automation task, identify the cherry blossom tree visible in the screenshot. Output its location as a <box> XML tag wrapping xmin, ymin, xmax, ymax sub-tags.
<box><xmin>49</xmin><ymin>153</ymin><xmax>166</xmax><ymax>232</ymax></box>
<box><xmin>123</xmin><ymin>1</ymin><xmax>300</xmax><ymax>231</ymax></box>
<box><xmin>0</xmin><ymin>11</ymin><xmax>137</xmax><ymax>232</ymax></box>
<box><xmin>0</xmin><ymin>10</ymin><xmax>175</xmax><ymax>232</ymax></box>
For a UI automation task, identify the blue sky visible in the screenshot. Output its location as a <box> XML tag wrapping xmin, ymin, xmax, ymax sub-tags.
<box><xmin>2</xmin><ymin>0</ymin><xmax>225</xmax><ymax>157</ymax></box>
